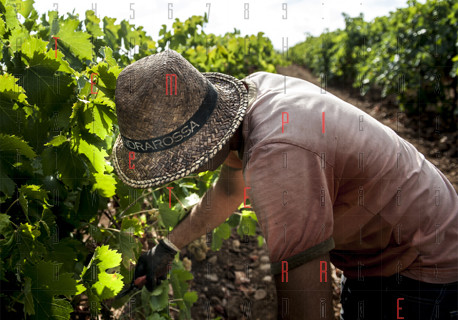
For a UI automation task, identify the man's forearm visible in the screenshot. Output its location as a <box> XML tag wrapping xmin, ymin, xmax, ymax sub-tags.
<box><xmin>274</xmin><ymin>253</ymin><xmax>333</xmax><ymax>319</ymax></box>
<box><xmin>167</xmin><ymin>186</ymin><xmax>231</xmax><ymax>250</ymax></box>
<box><xmin>168</xmin><ymin>166</ymin><xmax>245</xmax><ymax>250</ymax></box>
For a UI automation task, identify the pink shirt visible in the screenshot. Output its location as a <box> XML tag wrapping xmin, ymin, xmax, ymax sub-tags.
<box><xmin>239</xmin><ymin>72</ymin><xmax>458</xmax><ymax>284</ymax></box>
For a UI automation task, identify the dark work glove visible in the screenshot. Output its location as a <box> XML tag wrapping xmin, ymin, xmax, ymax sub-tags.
<box><xmin>133</xmin><ymin>238</ymin><xmax>179</xmax><ymax>292</ymax></box>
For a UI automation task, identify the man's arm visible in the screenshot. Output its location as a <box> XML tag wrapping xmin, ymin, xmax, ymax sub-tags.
<box><xmin>274</xmin><ymin>253</ymin><xmax>333</xmax><ymax>319</ymax></box>
<box><xmin>244</xmin><ymin>142</ymin><xmax>336</xmax><ymax>319</ymax></box>
<box><xmin>168</xmin><ymin>164</ymin><xmax>245</xmax><ymax>250</ymax></box>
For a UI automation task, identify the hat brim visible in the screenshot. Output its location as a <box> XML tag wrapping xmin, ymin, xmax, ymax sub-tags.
<box><xmin>111</xmin><ymin>72</ymin><xmax>248</xmax><ymax>189</ymax></box>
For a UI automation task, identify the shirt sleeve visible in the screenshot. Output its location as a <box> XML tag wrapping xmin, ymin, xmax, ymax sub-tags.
<box><xmin>244</xmin><ymin>142</ymin><xmax>335</xmax><ymax>274</ymax></box>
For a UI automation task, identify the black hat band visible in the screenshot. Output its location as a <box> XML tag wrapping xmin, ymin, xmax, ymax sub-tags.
<box><xmin>121</xmin><ymin>82</ymin><xmax>218</xmax><ymax>153</ymax></box>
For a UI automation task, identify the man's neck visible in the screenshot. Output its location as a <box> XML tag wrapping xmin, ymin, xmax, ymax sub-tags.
<box><xmin>230</xmin><ymin>124</ymin><xmax>244</xmax><ymax>159</ymax></box>
<box><xmin>230</xmin><ymin>81</ymin><xmax>248</xmax><ymax>158</ymax></box>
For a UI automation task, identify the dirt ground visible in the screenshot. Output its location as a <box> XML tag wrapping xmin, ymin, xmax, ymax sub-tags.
<box><xmin>185</xmin><ymin>64</ymin><xmax>457</xmax><ymax>320</ymax></box>
<box><xmin>185</xmin><ymin>227</ymin><xmax>343</xmax><ymax>320</ymax></box>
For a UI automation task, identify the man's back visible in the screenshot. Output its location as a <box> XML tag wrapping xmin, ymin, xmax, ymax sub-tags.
<box><xmin>241</xmin><ymin>71</ymin><xmax>458</xmax><ymax>284</ymax></box>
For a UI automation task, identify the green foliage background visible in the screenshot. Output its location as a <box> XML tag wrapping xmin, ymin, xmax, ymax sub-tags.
<box><xmin>0</xmin><ymin>0</ymin><xmax>287</xmax><ymax>318</ymax></box>
<box><xmin>290</xmin><ymin>0</ymin><xmax>458</xmax><ymax>126</ymax></box>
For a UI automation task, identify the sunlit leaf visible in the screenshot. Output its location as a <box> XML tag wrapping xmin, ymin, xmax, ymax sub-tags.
<box><xmin>55</xmin><ymin>18</ymin><xmax>93</xmax><ymax>61</ymax></box>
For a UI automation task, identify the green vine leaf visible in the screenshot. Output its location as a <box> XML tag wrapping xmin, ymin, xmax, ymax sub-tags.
<box><xmin>8</xmin><ymin>0</ymin><xmax>34</xmax><ymax>19</ymax></box>
<box><xmin>0</xmin><ymin>134</ymin><xmax>36</xmax><ymax>195</ymax></box>
<box><xmin>0</xmin><ymin>214</ymin><xmax>12</xmax><ymax>236</ymax></box>
<box><xmin>55</xmin><ymin>18</ymin><xmax>93</xmax><ymax>61</ymax></box>
<box><xmin>40</xmin><ymin>142</ymin><xmax>86</xmax><ymax>189</ymax></box>
<box><xmin>10</xmin><ymin>47</ymin><xmax>76</xmax><ymax>117</ymax></box>
<box><xmin>170</xmin><ymin>263</ymin><xmax>195</xmax><ymax>320</ymax></box>
<box><xmin>23</xmin><ymin>260</ymin><xmax>77</xmax><ymax>319</ymax></box>
<box><xmin>0</xmin><ymin>74</ymin><xmax>28</xmax><ymax>136</ymax></box>
<box><xmin>158</xmin><ymin>201</ymin><xmax>180</xmax><ymax>229</ymax></box>
<box><xmin>74</xmin><ymin>138</ymin><xmax>108</xmax><ymax>173</ymax></box>
<box><xmin>93</xmin><ymin>172</ymin><xmax>117</xmax><ymax>197</ymax></box>
<box><xmin>91</xmin><ymin>245</ymin><xmax>124</xmax><ymax>300</ymax></box>
<box><xmin>0</xmin><ymin>133</ymin><xmax>36</xmax><ymax>159</ymax></box>
<box><xmin>211</xmin><ymin>222</ymin><xmax>231</xmax><ymax>251</ymax></box>
<box><xmin>23</xmin><ymin>276</ymin><xmax>34</xmax><ymax>315</ymax></box>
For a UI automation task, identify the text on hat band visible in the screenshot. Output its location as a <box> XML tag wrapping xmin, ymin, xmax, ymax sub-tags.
<box><xmin>120</xmin><ymin>82</ymin><xmax>218</xmax><ymax>153</ymax></box>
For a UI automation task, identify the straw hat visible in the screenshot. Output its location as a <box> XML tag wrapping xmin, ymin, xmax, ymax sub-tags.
<box><xmin>111</xmin><ymin>49</ymin><xmax>248</xmax><ymax>189</ymax></box>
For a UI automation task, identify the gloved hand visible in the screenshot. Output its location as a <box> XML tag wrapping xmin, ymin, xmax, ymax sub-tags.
<box><xmin>133</xmin><ymin>238</ymin><xmax>180</xmax><ymax>291</ymax></box>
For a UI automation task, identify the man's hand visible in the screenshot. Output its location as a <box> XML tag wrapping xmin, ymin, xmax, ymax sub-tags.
<box><xmin>133</xmin><ymin>238</ymin><xmax>179</xmax><ymax>291</ymax></box>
